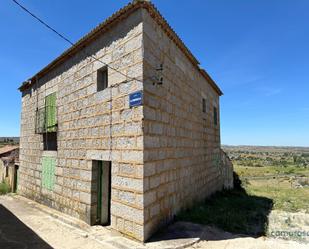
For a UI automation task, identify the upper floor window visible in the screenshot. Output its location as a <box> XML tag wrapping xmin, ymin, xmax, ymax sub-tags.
<box><xmin>36</xmin><ymin>92</ymin><xmax>57</xmax><ymax>134</ymax></box>
<box><xmin>213</xmin><ymin>106</ymin><xmax>218</xmax><ymax>126</ymax></box>
<box><xmin>35</xmin><ymin>92</ymin><xmax>58</xmax><ymax>151</ymax></box>
<box><xmin>97</xmin><ymin>66</ymin><xmax>108</xmax><ymax>92</ymax></box>
<box><xmin>202</xmin><ymin>98</ymin><xmax>206</xmax><ymax>113</ymax></box>
<box><xmin>45</xmin><ymin>93</ymin><xmax>57</xmax><ymax>132</ymax></box>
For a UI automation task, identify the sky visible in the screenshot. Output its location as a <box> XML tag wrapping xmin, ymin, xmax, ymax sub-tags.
<box><xmin>0</xmin><ymin>0</ymin><xmax>308</xmax><ymax>146</ymax></box>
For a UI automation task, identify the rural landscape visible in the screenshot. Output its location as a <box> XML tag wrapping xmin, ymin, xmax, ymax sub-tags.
<box><xmin>178</xmin><ymin>145</ymin><xmax>309</xmax><ymax>244</ymax></box>
<box><xmin>1</xmin><ymin>0</ymin><xmax>308</xmax><ymax>248</ymax></box>
<box><xmin>225</xmin><ymin>145</ymin><xmax>309</xmax><ymax>214</ymax></box>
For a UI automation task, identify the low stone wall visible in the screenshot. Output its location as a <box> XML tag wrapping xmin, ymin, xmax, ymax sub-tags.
<box><xmin>0</xmin><ymin>160</ymin><xmax>17</xmax><ymax>191</ymax></box>
<box><xmin>220</xmin><ymin>149</ymin><xmax>234</xmax><ymax>190</ymax></box>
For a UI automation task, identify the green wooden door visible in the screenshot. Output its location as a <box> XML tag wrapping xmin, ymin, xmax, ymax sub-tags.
<box><xmin>42</xmin><ymin>157</ymin><xmax>56</xmax><ymax>190</ymax></box>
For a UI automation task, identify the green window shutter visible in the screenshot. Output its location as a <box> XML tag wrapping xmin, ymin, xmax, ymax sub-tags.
<box><xmin>42</xmin><ymin>157</ymin><xmax>56</xmax><ymax>191</ymax></box>
<box><xmin>45</xmin><ymin>93</ymin><xmax>57</xmax><ymax>132</ymax></box>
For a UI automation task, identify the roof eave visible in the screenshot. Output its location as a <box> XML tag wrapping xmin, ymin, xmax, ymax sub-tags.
<box><xmin>18</xmin><ymin>0</ymin><xmax>223</xmax><ymax>96</ymax></box>
<box><xmin>18</xmin><ymin>0</ymin><xmax>141</xmax><ymax>92</ymax></box>
<box><xmin>200</xmin><ymin>69</ymin><xmax>223</xmax><ymax>96</ymax></box>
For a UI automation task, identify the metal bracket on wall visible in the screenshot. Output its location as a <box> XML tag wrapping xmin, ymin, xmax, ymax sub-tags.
<box><xmin>153</xmin><ymin>63</ymin><xmax>164</xmax><ymax>85</ymax></box>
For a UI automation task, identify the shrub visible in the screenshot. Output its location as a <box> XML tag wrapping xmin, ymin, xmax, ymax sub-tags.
<box><xmin>0</xmin><ymin>181</ymin><xmax>11</xmax><ymax>195</ymax></box>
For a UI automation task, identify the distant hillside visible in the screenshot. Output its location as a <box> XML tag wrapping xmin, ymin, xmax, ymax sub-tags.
<box><xmin>222</xmin><ymin>145</ymin><xmax>309</xmax><ymax>168</ymax></box>
<box><xmin>222</xmin><ymin>145</ymin><xmax>309</xmax><ymax>153</ymax></box>
<box><xmin>0</xmin><ymin>137</ymin><xmax>20</xmax><ymax>143</ymax></box>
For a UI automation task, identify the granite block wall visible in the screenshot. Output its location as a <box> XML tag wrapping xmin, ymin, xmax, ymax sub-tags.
<box><xmin>141</xmin><ymin>9</ymin><xmax>224</xmax><ymax>240</ymax></box>
<box><xmin>19</xmin><ymin>9</ymin><xmax>146</xmax><ymax>240</ymax></box>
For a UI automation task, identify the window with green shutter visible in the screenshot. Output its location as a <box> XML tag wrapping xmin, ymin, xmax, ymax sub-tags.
<box><xmin>45</xmin><ymin>93</ymin><xmax>57</xmax><ymax>132</ymax></box>
<box><xmin>36</xmin><ymin>93</ymin><xmax>57</xmax><ymax>134</ymax></box>
<box><xmin>42</xmin><ymin>157</ymin><xmax>56</xmax><ymax>190</ymax></box>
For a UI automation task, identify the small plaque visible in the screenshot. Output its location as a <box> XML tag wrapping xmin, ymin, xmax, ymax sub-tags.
<box><xmin>129</xmin><ymin>91</ymin><xmax>143</xmax><ymax>107</ymax></box>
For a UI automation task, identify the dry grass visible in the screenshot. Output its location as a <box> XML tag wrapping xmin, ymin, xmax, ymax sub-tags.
<box><xmin>246</xmin><ymin>178</ymin><xmax>309</xmax><ymax>213</ymax></box>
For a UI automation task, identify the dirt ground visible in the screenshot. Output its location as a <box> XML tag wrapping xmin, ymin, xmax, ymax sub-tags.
<box><xmin>192</xmin><ymin>225</ymin><xmax>308</xmax><ymax>249</ymax></box>
<box><xmin>0</xmin><ymin>195</ymin><xmax>116</xmax><ymax>249</ymax></box>
<box><xmin>0</xmin><ymin>195</ymin><xmax>308</xmax><ymax>249</ymax></box>
<box><xmin>194</xmin><ymin>237</ymin><xmax>308</xmax><ymax>249</ymax></box>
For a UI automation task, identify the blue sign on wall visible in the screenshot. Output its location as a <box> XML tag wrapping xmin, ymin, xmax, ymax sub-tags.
<box><xmin>129</xmin><ymin>91</ymin><xmax>143</xmax><ymax>107</ymax></box>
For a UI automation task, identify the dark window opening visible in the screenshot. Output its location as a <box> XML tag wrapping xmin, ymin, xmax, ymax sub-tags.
<box><xmin>202</xmin><ymin>98</ymin><xmax>206</xmax><ymax>113</ymax></box>
<box><xmin>14</xmin><ymin>165</ymin><xmax>19</xmax><ymax>193</ymax></box>
<box><xmin>214</xmin><ymin>107</ymin><xmax>218</xmax><ymax>126</ymax></box>
<box><xmin>97</xmin><ymin>67</ymin><xmax>108</xmax><ymax>92</ymax></box>
<box><xmin>43</xmin><ymin>132</ymin><xmax>57</xmax><ymax>151</ymax></box>
<box><xmin>5</xmin><ymin>167</ymin><xmax>8</xmax><ymax>178</ymax></box>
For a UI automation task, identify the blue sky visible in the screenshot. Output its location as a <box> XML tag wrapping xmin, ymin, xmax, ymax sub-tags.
<box><xmin>0</xmin><ymin>0</ymin><xmax>308</xmax><ymax>146</ymax></box>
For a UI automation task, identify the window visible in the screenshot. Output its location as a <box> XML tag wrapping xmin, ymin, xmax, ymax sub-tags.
<box><xmin>43</xmin><ymin>132</ymin><xmax>57</xmax><ymax>151</ymax></box>
<box><xmin>36</xmin><ymin>92</ymin><xmax>57</xmax><ymax>134</ymax></box>
<box><xmin>97</xmin><ymin>67</ymin><xmax>108</xmax><ymax>92</ymax></box>
<box><xmin>45</xmin><ymin>93</ymin><xmax>57</xmax><ymax>132</ymax></box>
<box><xmin>42</xmin><ymin>157</ymin><xmax>56</xmax><ymax>191</ymax></box>
<box><xmin>202</xmin><ymin>98</ymin><xmax>206</xmax><ymax>113</ymax></box>
<box><xmin>214</xmin><ymin>106</ymin><xmax>218</xmax><ymax>126</ymax></box>
<box><xmin>42</xmin><ymin>93</ymin><xmax>57</xmax><ymax>151</ymax></box>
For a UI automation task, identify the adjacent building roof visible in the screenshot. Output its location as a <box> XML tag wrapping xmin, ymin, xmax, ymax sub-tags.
<box><xmin>19</xmin><ymin>0</ymin><xmax>223</xmax><ymax>96</ymax></box>
<box><xmin>0</xmin><ymin>146</ymin><xmax>19</xmax><ymax>156</ymax></box>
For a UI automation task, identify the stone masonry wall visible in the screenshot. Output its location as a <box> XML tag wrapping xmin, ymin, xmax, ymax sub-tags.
<box><xmin>221</xmin><ymin>149</ymin><xmax>234</xmax><ymax>190</ymax></box>
<box><xmin>141</xmin><ymin>9</ymin><xmax>223</xmax><ymax>240</ymax></box>
<box><xmin>19</xmin><ymin>5</ymin><xmax>227</xmax><ymax>242</ymax></box>
<box><xmin>19</xmin><ymin>9</ymin><xmax>146</xmax><ymax>240</ymax></box>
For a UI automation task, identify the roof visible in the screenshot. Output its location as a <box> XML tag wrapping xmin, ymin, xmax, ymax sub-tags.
<box><xmin>19</xmin><ymin>0</ymin><xmax>223</xmax><ymax>96</ymax></box>
<box><xmin>0</xmin><ymin>146</ymin><xmax>19</xmax><ymax>156</ymax></box>
<box><xmin>1</xmin><ymin>157</ymin><xmax>14</xmax><ymax>163</ymax></box>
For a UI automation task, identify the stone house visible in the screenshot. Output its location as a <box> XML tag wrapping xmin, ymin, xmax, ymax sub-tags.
<box><xmin>18</xmin><ymin>0</ymin><xmax>233</xmax><ymax>242</ymax></box>
<box><xmin>0</xmin><ymin>146</ymin><xmax>19</xmax><ymax>192</ymax></box>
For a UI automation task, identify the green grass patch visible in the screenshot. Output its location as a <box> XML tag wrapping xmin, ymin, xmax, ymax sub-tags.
<box><xmin>176</xmin><ymin>189</ymin><xmax>273</xmax><ymax>236</ymax></box>
<box><xmin>235</xmin><ymin>165</ymin><xmax>309</xmax><ymax>213</ymax></box>
<box><xmin>176</xmin><ymin>164</ymin><xmax>308</xmax><ymax>236</ymax></box>
<box><xmin>0</xmin><ymin>182</ymin><xmax>11</xmax><ymax>195</ymax></box>
<box><xmin>247</xmin><ymin>181</ymin><xmax>309</xmax><ymax>213</ymax></box>
<box><xmin>235</xmin><ymin>165</ymin><xmax>309</xmax><ymax>178</ymax></box>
